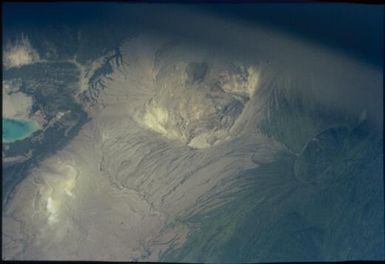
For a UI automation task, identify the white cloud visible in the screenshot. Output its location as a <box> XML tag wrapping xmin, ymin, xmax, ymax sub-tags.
<box><xmin>3</xmin><ymin>34</ymin><xmax>40</xmax><ymax>69</ymax></box>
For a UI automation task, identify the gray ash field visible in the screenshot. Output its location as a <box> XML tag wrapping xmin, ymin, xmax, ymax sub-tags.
<box><xmin>2</xmin><ymin>3</ymin><xmax>384</xmax><ymax>262</ymax></box>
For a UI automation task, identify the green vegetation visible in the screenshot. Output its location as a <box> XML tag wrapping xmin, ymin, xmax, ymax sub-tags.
<box><xmin>258</xmin><ymin>81</ymin><xmax>355</xmax><ymax>154</ymax></box>
<box><xmin>161</xmin><ymin>83</ymin><xmax>383</xmax><ymax>262</ymax></box>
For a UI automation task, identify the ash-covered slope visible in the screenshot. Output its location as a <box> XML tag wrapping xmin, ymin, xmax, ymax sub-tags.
<box><xmin>2</xmin><ymin>24</ymin><xmax>383</xmax><ymax>263</ymax></box>
<box><xmin>135</xmin><ymin>43</ymin><xmax>259</xmax><ymax>148</ymax></box>
<box><xmin>2</xmin><ymin>35</ymin><xmax>282</xmax><ymax>261</ymax></box>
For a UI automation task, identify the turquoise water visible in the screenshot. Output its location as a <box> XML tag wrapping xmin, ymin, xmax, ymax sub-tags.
<box><xmin>2</xmin><ymin>118</ymin><xmax>39</xmax><ymax>143</ymax></box>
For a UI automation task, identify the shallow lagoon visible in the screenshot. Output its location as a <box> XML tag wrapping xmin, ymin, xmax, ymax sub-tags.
<box><xmin>2</xmin><ymin>118</ymin><xmax>40</xmax><ymax>143</ymax></box>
